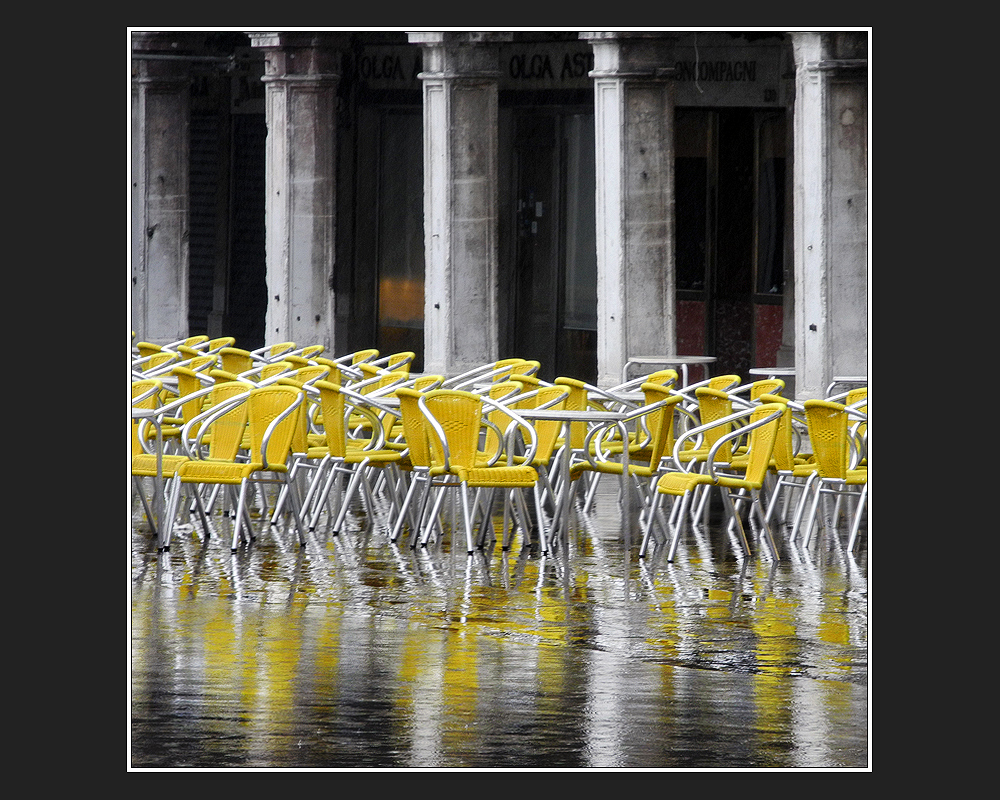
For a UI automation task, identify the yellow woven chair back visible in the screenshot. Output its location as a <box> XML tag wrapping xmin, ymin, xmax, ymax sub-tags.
<box><xmin>645</xmin><ymin>369</ymin><xmax>679</xmax><ymax>389</ymax></box>
<box><xmin>140</xmin><ymin>351</ymin><xmax>179</xmax><ymax>374</ymax></box>
<box><xmin>383</xmin><ymin>351</ymin><xmax>415</xmax><ymax>375</ymax></box>
<box><xmin>639</xmin><ymin>382</ymin><xmax>684</xmax><ymax>469</ymax></box>
<box><xmin>481</xmin><ymin>382</ymin><xmax>525</xmax><ymax>457</ymax></box>
<box><xmin>219</xmin><ymin>347</ymin><xmax>255</xmax><ymax>376</ymax></box>
<box><xmin>509</xmin><ymin>360</ymin><xmax>541</xmax><ymax>379</ymax></box>
<box><xmin>314</xmin><ymin>380</ymin><xmax>349</xmax><ymax>458</ymax></box>
<box><xmin>690</xmin><ymin>387</ymin><xmax>736</xmax><ymax>461</ymax></box>
<box><xmin>246</xmin><ymin>386</ymin><xmax>303</xmax><ymax>470</ymax></box>
<box><xmin>135</xmin><ymin>341</ymin><xmax>163</xmax><ymax>359</ymax></box>
<box><xmin>312</xmin><ymin>358</ymin><xmax>348</xmax><ymax>386</ymax></box>
<box><xmin>298</xmin><ymin>344</ymin><xmax>325</xmax><ymax>360</ymax></box>
<box><xmin>411</xmin><ymin>375</ymin><xmax>444</xmax><ymax>392</ymax></box>
<box><xmin>260</xmin><ymin>361</ymin><xmax>295</xmax><ymax>382</ymax></box>
<box><xmin>803</xmin><ymin>399</ymin><xmax>851</xmax><ymax>479</ymax></box>
<box><xmin>490</xmin><ymin>357</ymin><xmax>529</xmax><ymax>383</ymax></box>
<box><xmin>754</xmin><ymin>393</ymin><xmax>798</xmax><ymax>472</ymax></box>
<box><xmin>201</xmin><ymin>383</ymin><xmax>251</xmax><ymax>461</ymax></box>
<box><xmin>169</xmin><ymin>365</ymin><xmax>212</xmax><ymax>436</ymax></box>
<box><xmin>351</xmin><ymin>348</ymin><xmax>380</xmax><ymax>366</ymax></box>
<box><xmin>553</xmin><ymin>377</ymin><xmax>591</xmax><ymax>450</ymax></box>
<box><xmin>264</xmin><ymin>342</ymin><xmax>297</xmax><ymax>362</ymax></box>
<box><xmin>749</xmin><ymin>378</ymin><xmax>785</xmax><ymax>401</ymax></box>
<box><xmin>397</xmin><ymin>387</ymin><xmax>435</xmax><ymax>470</ymax></box>
<box><xmin>740</xmin><ymin>403</ymin><xmax>786</xmax><ymax>489</ymax></box>
<box><xmin>421</xmin><ymin>390</ymin><xmax>484</xmax><ymax>471</ymax></box>
<box><xmin>522</xmin><ymin>385</ymin><xmax>569</xmax><ymax>466</ymax></box>
<box><xmin>131</xmin><ymin>379</ymin><xmax>162</xmax><ymax>457</ymax></box>
<box><xmin>706</xmin><ymin>374</ymin><xmax>741</xmax><ymax>392</ymax></box>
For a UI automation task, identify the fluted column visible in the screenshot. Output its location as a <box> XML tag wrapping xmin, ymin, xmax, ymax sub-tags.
<box><xmin>408</xmin><ymin>32</ymin><xmax>510</xmax><ymax>376</ymax></box>
<box><xmin>250</xmin><ymin>32</ymin><xmax>346</xmax><ymax>351</ymax></box>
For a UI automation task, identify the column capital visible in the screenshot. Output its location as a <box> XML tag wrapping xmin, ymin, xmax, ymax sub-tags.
<box><xmin>248</xmin><ymin>31</ymin><xmax>348</xmax><ymax>81</ymax></box>
<box><xmin>131</xmin><ymin>32</ymin><xmax>200</xmax><ymax>84</ymax></box>
<box><xmin>580</xmin><ymin>31</ymin><xmax>680</xmax><ymax>80</ymax></box>
<box><xmin>407</xmin><ymin>31</ymin><xmax>511</xmax><ymax>81</ymax></box>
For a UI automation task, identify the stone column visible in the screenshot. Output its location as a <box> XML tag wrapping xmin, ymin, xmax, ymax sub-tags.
<box><xmin>581</xmin><ymin>32</ymin><xmax>679</xmax><ymax>388</ymax></box>
<box><xmin>249</xmin><ymin>32</ymin><xmax>345</xmax><ymax>352</ymax></box>
<box><xmin>791</xmin><ymin>33</ymin><xmax>832</xmax><ymax>400</ymax></box>
<box><xmin>131</xmin><ymin>32</ymin><xmax>192</xmax><ymax>345</ymax></box>
<box><xmin>407</xmin><ymin>32</ymin><xmax>510</xmax><ymax>376</ymax></box>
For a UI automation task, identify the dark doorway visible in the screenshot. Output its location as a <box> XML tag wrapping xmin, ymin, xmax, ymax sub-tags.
<box><xmin>508</xmin><ymin>108</ymin><xmax>597</xmax><ymax>384</ymax></box>
<box><xmin>675</xmin><ymin>107</ymin><xmax>787</xmax><ymax>381</ymax></box>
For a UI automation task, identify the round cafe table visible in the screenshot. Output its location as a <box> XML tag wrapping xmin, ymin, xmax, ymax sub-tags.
<box><xmin>748</xmin><ymin>366</ymin><xmax>796</xmax><ymax>380</ymax></box>
<box><xmin>622</xmin><ymin>355</ymin><xmax>717</xmax><ymax>388</ymax></box>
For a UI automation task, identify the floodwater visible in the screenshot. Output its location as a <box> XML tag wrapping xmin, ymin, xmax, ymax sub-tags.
<box><xmin>130</xmin><ymin>480</ymin><xmax>869</xmax><ymax>770</ymax></box>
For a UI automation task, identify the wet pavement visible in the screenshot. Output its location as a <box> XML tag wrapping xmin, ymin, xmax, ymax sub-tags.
<box><xmin>130</xmin><ymin>478</ymin><xmax>869</xmax><ymax>770</ymax></box>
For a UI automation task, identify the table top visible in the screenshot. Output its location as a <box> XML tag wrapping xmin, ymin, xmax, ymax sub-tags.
<box><xmin>625</xmin><ymin>355</ymin><xmax>717</xmax><ymax>366</ymax></box>
<box><xmin>749</xmin><ymin>367</ymin><xmax>796</xmax><ymax>376</ymax></box>
<box><xmin>516</xmin><ymin>408</ymin><xmax>630</xmax><ymax>423</ymax></box>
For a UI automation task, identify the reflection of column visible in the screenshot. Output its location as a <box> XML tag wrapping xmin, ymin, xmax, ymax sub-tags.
<box><xmin>408</xmin><ymin>32</ymin><xmax>510</xmax><ymax>376</ymax></box>
<box><xmin>250</xmin><ymin>33</ymin><xmax>345</xmax><ymax>351</ymax></box>
<box><xmin>582</xmin><ymin>33</ymin><xmax>678</xmax><ymax>388</ymax></box>
<box><xmin>131</xmin><ymin>32</ymin><xmax>192</xmax><ymax>344</ymax></box>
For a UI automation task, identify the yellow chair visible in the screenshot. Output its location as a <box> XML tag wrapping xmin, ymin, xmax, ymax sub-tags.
<box><xmin>302</xmin><ymin>380</ymin><xmax>406</xmax><ymax>535</ymax></box>
<box><xmin>471</xmin><ymin>380</ymin><xmax>568</xmax><ymax>549</ymax></box>
<box><xmin>252</xmin><ymin>342</ymin><xmax>298</xmax><ymax>363</ymax></box>
<box><xmin>570</xmin><ymin>382</ymin><xmax>685</xmax><ymax>518</ymax></box>
<box><xmin>418</xmin><ymin>389</ymin><xmax>540</xmax><ymax>554</ymax></box>
<box><xmin>792</xmin><ymin>399</ymin><xmax>868</xmax><ymax>550</ymax></box>
<box><xmin>175</xmin><ymin>337</ymin><xmax>235</xmax><ymax>361</ymax></box>
<box><xmin>389</xmin><ymin>384</ymin><xmax>447</xmax><ymax>546</ymax></box>
<box><xmin>218</xmin><ymin>346</ymin><xmax>258</xmax><ymax>377</ymax></box>
<box><xmin>443</xmin><ymin>357</ymin><xmax>529</xmax><ymax>390</ymax></box>
<box><xmin>163</xmin><ymin>385</ymin><xmax>307</xmax><ymax>551</ymax></box>
<box><xmin>153</xmin><ymin>362</ymin><xmax>217</xmax><ymax>449</ymax></box>
<box><xmin>296</xmin><ymin>343</ymin><xmax>326</xmax><ymax>360</ymax></box>
<box><xmin>503</xmin><ymin>384</ymin><xmax>570</xmax><ymax>551</ymax></box>
<box><xmin>640</xmin><ymin>402</ymin><xmax>785</xmax><ymax>562</ymax></box>
<box><xmin>266</xmin><ymin>365</ymin><xmax>333</xmax><ymax>523</ymax></box>
<box><xmin>132</xmin><ymin>379</ymin><xmax>170</xmax><ymax>534</ymax></box>
<box><xmin>370</xmin><ymin>351</ymin><xmax>415</xmax><ymax>375</ymax></box>
<box><xmin>135</xmin><ymin>381</ymin><xmax>250</xmax><ymax>547</ymax></box>
<box><xmin>134</xmin><ymin>335</ymin><xmax>209</xmax><ymax>360</ymax></box>
<box><xmin>132</xmin><ymin>349</ymin><xmax>180</xmax><ymax>379</ymax></box>
<box><xmin>319</xmin><ymin>349</ymin><xmax>379</xmax><ymax>383</ymax></box>
<box><xmin>756</xmin><ymin>395</ymin><xmax>816</xmax><ymax>531</ymax></box>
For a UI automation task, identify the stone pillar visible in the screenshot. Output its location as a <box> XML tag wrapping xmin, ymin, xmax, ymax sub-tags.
<box><xmin>407</xmin><ymin>32</ymin><xmax>510</xmax><ymax>376</ymax></box>
<box><xmin>249</xmin><ymin>32</ymin><xmax>345</xmax><ymax>352</ymax></box>
<box><xmin>791</xmin><ymin>32</ymin><xmax>868</xmax><ymax>400</ymax></box>
<box><xmin>131</xmin><ymin>32</ymin><xmax>192</xmax><ymax>344</ymax></box>
<box><xmin>791</xmin><ymin>33</ymin><xmax>831</xmax><ymax>400</ymax></box>
<box><xmin>582</xmin><ymin>33</ymin><xmax>679</xmax><ymax>388</ymax></box>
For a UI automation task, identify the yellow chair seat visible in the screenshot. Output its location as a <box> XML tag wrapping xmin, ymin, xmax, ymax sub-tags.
<box><xmin>457</xmin><ymin>464</ymin><xmax>539</xmax><ymax>488</ymax></box>
<box><xmin>178</xmin><ymin>458</ymin><xmax>288</xmax><ymax>486</ymax></box>
<box><xmin>655</xmin><ymin>471</ymin><xmax>716</xmax><ymax>497</ymax></box>
<box><xmin>132</xmin><ymin>453</ymin><xmax>190</xmax><ymax>478</ymax></box>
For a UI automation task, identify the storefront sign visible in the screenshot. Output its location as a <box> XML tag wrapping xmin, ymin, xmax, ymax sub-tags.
<box><xmin>356</xmin><ymin>40</ymin><xmax>786</xmax><ymax>106</ymax></box>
